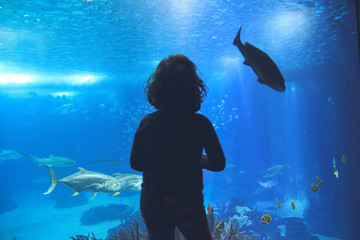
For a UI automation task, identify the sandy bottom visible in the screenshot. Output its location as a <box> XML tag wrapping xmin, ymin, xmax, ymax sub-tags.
<box><xmin>0</xmin><ymin>190</ymin><xmax>344</xmax><ymax>240</ymax></box>
<box><xmin>0</xmin><ymin>190</ymin><xmax>140</xmax><ymax>240</ymax></box>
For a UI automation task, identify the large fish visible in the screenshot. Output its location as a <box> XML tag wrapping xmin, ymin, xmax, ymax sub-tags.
<box><xmin>0</xmin><ymin>149</ymin><xmax>24</xmax><ymax>163</ymax></box>
<box><xmin>113</xmin><ymin>173</ymin><xmax>143</xmax><ymax>192</ymax></box>
<box><xmin>233</xmin><ymin>26</ymin><xmax>286</xmax><ymax>92</ymax></box>
<box><xmin>43</xmin><ymin>165</ymin><xmax>142</xmax><ymax>199</ymax></box>
<box><xmin>12</xmin><ymin>150</ymin><xmax>76</xmax><ymax>167</ymax></box>
<box><xmin>258</xmin><ymin>177</ymin><xmax>280</xmax><ymax>189</ymax></box>
<box><xmin>263</xmin><ymin>164</ymin><xmax>289</xmax><ymax>178</ymax></box>
<box><xmin>84</xmin><ymin>158</ymin><xmax>120</xmax><ymax>165</ymax></box>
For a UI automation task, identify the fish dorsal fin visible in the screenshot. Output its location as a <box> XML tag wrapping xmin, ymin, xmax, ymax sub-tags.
<box><xmin>243</xmin><ymin>59</ymin><xmax>250</xmax><ymax>66</ymax></box>
<box><xmin>72</xmin><ymin>192</ymin><xmax>79</xmax><ymax>197</ymax></box>
<box><xmin>78</xmin><ymin>167</ymin><xmax>87</xmax><ymax>172</ymax></box>
<box><xmin>91</xmin><ymin>192</ymin><xmax>97</xmax><ymax>200</ymax></box>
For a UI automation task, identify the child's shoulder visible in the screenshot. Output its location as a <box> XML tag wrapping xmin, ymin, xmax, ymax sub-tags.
<box><xmin>193</xmin><ymin>113</ymin><xmax>211</xmax><ymax>123</ymax></box>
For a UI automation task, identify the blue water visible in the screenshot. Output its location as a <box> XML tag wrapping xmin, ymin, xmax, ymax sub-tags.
<box><xmin>1</xmin><ymin>0</ymin><xmax>359</xmax><ymax>239</ymax></box>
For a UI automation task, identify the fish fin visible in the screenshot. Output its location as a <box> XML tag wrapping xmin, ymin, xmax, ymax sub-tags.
<box><xmin>113</xmin><ymin>192</ymin><xmax>120</xmax><ymax>196</ymax></box>
<box><xmin>78</xmin><ymin>167</ymin><xmax>87</xmax><ymax>171</ymax></box>
<box><xmin>232</xmin><ymin>25</ymin><xmax>242</xmax><ymax>47</ymax></box>
<box><xmin>257</xmin><ymin>78</ymin><xmax>266</xmax><ymax>84</ymax></box>
<box><xmin>243</xmin><ymin>59</ymin><xmax>250</xmax><ymax>66</ymax></box>
<box><xmin>258</xmin><ymin>180</ymin><xmax>265</xmax><ymax>187</ymax></box>
<box><xmin>72</xmin><ymin>192</ymin><xmax>80</xmax><ymax>197</ymax></box>
<box><xmin>43</xmin><ymin>164</ymin><xmax>58</xmax><ymax>195</ymax></box>
<box><xmin>91</xmin><ymin>192</ymin><xmax>97</xmax><ymax>200</ymax></box>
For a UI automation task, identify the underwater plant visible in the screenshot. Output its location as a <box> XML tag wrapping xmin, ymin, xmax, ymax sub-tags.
<box><xmin>107</xmin><ymin>221</ymin><xmax>147</xmax><ymax>240</ymax></box>
<box><xmin>71</xmin><ymin>204</ymin><xmax>255</xmax><ymax>240</ymax></box>
<box><xmin>207</xmin><ymin>204</ymin><xmax>215</xmax><ymax>235</ymax></box>
<box><xmin>70</xmin><ymin>220</ymin><xmax>148</xmax><ymax>240</ymax></box>
<box><xmin>207</xmin><ymin>204</ymin><xmax>253</xmax><ymax>240</ymax></box>
<box><xmin>70</xmin><ymin>232</ymin><xmax>102</xmax><ymax>240</ymax></box>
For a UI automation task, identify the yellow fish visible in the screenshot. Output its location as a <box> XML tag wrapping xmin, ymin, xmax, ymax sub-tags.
<box><xmin>291</xmin><ymin>200</ymin><xmax>295</xmax><ymax>210</ymax></box>
<box><xmin>311</xmin><ymin>183</ymin><xmax>319</xmax><ymax>192</ymax></box>
<box><xmin>316</xmin><ymin>176</ymin><xmax>323</xmax><ymax>185</ymax></box>
<box><xmin>341</xmin><ymin>155</ymin><xmax>347</xmax><ymax>164</ymax></box>
<box><xmin>332</xmin><ymin>158</ymin><xmax>339</xmax><ymax>179</ymax></box>
<box><xmin>261</xmin><ymin>214</ymin><xmax>272</xmax><ymax>224</ymax></box>
<box><xmin>215</xmin><ymin>220</ymin><xmax>225</xmax><ymax>231</ymax></box>
<box><xmin>276</xmin><ymin>198</ymin><xmax>281</xmax><ymax>208</ymax></box>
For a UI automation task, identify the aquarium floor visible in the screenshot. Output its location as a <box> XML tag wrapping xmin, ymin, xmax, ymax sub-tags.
<box><xmin>0</xmin><ymin>190</ymin><xmax>345</xmax><ymax>240</ymax></box>
<box><xmin>0</xmin><ymin>190</ymin><xmax>140</xmax><ymax>240</ymax></box>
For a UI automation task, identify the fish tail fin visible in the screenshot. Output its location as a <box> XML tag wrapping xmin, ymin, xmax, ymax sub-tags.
<box><xmin>43</xmin><ymin>164</ymin><xmax>58</xmax><ymax>195</ymax></box>
<box><xmin>233</xmin><ymin>25</ymin><xmax>243</xmax><ymax>47</ymax></box>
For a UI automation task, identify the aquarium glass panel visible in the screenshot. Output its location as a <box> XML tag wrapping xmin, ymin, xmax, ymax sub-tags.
<box><xmin>0</xmin><ymin>0</ymin><xmax>359</xmax><ymax>239</ymax></box>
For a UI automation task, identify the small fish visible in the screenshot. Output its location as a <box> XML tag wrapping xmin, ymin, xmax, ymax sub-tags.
<box><xmin>311</xmin><ymin>183</ymin><xmax>319</xmax><ymax>192</ymax></box>
<box><xmin>332</xmin><ymin>158</ymin><xmax>339</xmax><ymax>178</ymax></box>
<box><xmin>260</xmin><ymin>214</ymin><xmax>272</xmax><ymax>224</ymax></box>
<box><xmin>216</xmin><ymin>220</ymin><xmax>225</xmax><ymax>231</ymax></box>
<box><xmin>316</xmin><ymin>176</ymin><xmax>323</xmax><ymax>185</ymax></box>
<box><xmin>341</xmin><ymin>155</ymin><xmax>347</xmax><ymax>164</ymax></box>
<box><xmin>276</xmin><ymin>198</ymin><xmax>281</xmax><ymax>208</ymax></box>
<box><xmin>233</xmin><ymin>26</ymin><xmax>286</xmax><ymax>92</ymax></box>
<box><xmin>291</xmin><ymin>200</ymin><xmax>295</xmax><ymax>210</ymax></box>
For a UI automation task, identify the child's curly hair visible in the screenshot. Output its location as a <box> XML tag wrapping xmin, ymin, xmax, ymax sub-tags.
<box><xmin>145</xmin><ymin>54</ymin><xmax>207</xmax><ymax>112</ymax></box>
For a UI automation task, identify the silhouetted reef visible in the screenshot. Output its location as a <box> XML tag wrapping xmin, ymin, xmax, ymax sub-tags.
<box><xmin>71</xmin><ymin>200</ymin><xmax>321</xmax><ymax>240</ymax></box>
<box><xmin>80</xmin><ymin>204</ymin><xmax>133</xmax><ymax>225</ymax></box>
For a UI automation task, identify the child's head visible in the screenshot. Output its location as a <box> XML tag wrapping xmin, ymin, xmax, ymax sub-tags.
<box><xmin>145</xmin><ymin>54</ymin><xmax>207</xmax><ymax>112</ymax></box>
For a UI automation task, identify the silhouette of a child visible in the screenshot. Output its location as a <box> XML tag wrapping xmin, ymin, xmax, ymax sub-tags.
<box><xmin>130</xmin><ymin>54</ymin><xmax>226</xmax><ymax>240</ymax></box>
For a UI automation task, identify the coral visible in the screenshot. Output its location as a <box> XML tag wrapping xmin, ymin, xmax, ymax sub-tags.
<box><xmin>70</xmin><ymin>232</ymin><xmax>102</xmax><ymax>240</ymax></box>
<box><xmin>207</xmin><ymin>203</ymin><xmax>215</xmax><ymax>234</ymax></box>
<box><xmin>70</xmin><ymin>220</ymin><xmax>147</xmax><ymax>240</ymax></box>
<box><xmin>72</xmin><ymin>204</ymin><xmax>259</xmax><ymax>240</ymax></box>
<box><xmin>80</xmin><ymin>204</ymin><xmax>133</xmax><ymax>225</ymax></box>
<box><xmin>232</xmin><ymin>206</ymin><xmax>253</xmax><ymax>228</ymax></box>
<box><xmin>212</xmin><ymin>216</ymin><xmax>253</xmax><ymax>240</ymax></box>
<box><xmin>107</xmin><ymin>221</ymin><xmax>147</xmax><ymax>240</ymax></box>
<box><xmin>221</xmin><ymin>217</ymin><xmax>241</xmax><ymax>240</ymax></box>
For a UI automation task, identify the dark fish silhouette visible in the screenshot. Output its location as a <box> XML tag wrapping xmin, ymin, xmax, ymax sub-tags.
<box><xmin>233</xmin><ymin>26</ymin><xmax>286</xmax><ymax>92</ymax></box>
<box><xmin>1</xmin><ymin>150</ymin><xmax>76</xmax><ymax>167</ymax></box>
<box><xmin>85</xmin><ymin>158</ymin><xmax>119</xmax><ymax>165</ymax></box>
